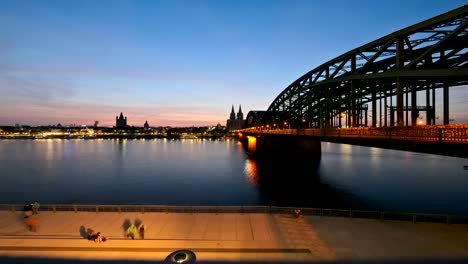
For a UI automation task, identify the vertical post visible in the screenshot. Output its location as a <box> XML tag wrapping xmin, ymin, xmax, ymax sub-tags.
<box><xmin>432</xmin><ymin>82</ymin><xmax>436</xmax><ymax>125</ymax></box>
<box><xmin>390</xmin><ymin>110</ymin><xmax>395</xmax><ymax>127</ymax></box>
<box><xmin>425</xmin><ymin>58</ymin><xmax>432</xmax><ymax>126</ymax></box>
<box><xmin>325</xmin><ymin>69</ymin><xmax>330</xmax><ymax>128</ymax></box>
<box><xmin>365</xmin><ymin>108</ymin><xmax>368</xmax><ymax>127</ymax></box>
<box><xmin>379</xmin><ymin>91</ymin><xmax>382</xmax><ymax>127</ymax></box>
<box><xmin>440</xmin><ymin>51</ymin><xmax>449</xmax><ymax>125</ymax></box>
<box><xmin>384</xmin><ymin>89</ymin><xmax>387</xmax><ymax>127</ymax></box>
<box><xmin>351</xmin><ymin>56</ymin><xmax>356</xmax><ymax>127</ymax></box>
<box><xmin>396</xmin><ymin>37</ymin><xmax>404</xmax><ymax>127</ymax></box>
<box><xmin>411</xmin><ymin>84</ymin><xmax>417</xmax><ymax>126</ymax></box>
<box><xmin>372</xmin><ymin>87</ymin><xmax>377</xmax><ymax>127</ymax></box>
<box><xmin>405</xmin><ymin>87</ymin><xmax>409</xmax><ymax>126</ymax></box>
<box><xmin>359</xmin><ymin>92</ymin><xmax>363</xmax><ymax>126</ymax></box>
<box><xmin>345</xmin><ymin>109</ymin><xmax>348</xmax><ymax>128</ymax></box>
<box><xmin>339</xmin><ymin>109</ymin><xmax>342</xmax><ymax>128</ymax></box>
<box><xmin>390</xmin><ymin>90</ymin><xmax>394</xmax><ymax>127</ymax></box>
<box><xmin>443</xmin><ymin>84</ymin><xmax>449</xmax><ymax>125</ymax></box>
<box><xmin>426</xmin><ymin>84</ymin><xmax>431</xmax><ymax>125</ymax></box>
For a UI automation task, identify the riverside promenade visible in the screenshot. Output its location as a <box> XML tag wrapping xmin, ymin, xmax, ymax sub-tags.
<box><xmin>1</xmin><ymin>208</ymin><xmax>468</xmax><ymax>263</ymax></box>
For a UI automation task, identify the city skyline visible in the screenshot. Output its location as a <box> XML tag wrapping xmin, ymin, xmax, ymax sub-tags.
<box><xmin>0</xmin><ymin>0</ymin><xmax>467</xmax><ymax>127</ymax></box>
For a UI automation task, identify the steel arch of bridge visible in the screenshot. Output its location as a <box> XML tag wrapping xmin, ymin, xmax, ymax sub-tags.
<box><xmin>264</xmin><ymin>5</ymin><xmax>468</xmax><ymax>129</ymax></box>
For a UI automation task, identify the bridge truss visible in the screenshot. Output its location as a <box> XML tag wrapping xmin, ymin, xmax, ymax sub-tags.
<box><xmin>264</xmin><ymin>5</ymin><xmax>468</xmax><ymax>129</ymax></box>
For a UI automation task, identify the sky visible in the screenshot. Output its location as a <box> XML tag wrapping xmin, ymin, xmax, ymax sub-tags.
<box><xmin>0</xmin><ymin>0</ymin><xmax>466</xmax><ymax>127</ymax></box>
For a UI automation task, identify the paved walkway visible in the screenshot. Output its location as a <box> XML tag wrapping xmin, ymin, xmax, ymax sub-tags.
<box><xmin>1</xmin><ymin>211</ymin><xmax>468</xmax><ymax>262</ymax></box>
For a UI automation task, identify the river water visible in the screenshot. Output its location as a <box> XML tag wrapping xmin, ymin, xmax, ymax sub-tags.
<box><xmin>0</xmin><ymin>139</ymin><xmax>467</xmax><ymax>214</ymax></box>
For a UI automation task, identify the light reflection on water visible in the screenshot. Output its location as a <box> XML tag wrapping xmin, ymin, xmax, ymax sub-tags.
<box><xmin>0</xmin><ymin>139</ymin><xmax>467</xmax><ymax>214</ymax></box>
<box><xmin>244</xmin><ymin>159</ymin><xmax>259</xmax><ymax>186</ymax></box>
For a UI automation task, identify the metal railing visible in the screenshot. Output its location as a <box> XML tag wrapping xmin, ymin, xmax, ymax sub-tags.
<box><xmin>242</xmin><ymin>125</ymin><xmax>468</xmax><ymax>143</ymax></box>
<box><xmin>2</xmin><ymin>204</ymin><xmax>468</xmax><ymax>224</ymax></box>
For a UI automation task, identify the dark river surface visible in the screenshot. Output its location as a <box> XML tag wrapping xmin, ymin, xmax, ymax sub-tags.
<box><xmin>0</xmin><ymin>139</ymin><xmax>467</xmax><ymax>215</ymax></box>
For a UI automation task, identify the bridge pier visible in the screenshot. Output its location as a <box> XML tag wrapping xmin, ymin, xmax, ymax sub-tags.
<box><xmin>240</xmin><ymin>133</ymin><xmax>321</xmax><ymax>162</ymax></box>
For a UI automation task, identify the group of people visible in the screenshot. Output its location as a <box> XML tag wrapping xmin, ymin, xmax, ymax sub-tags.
<box><xmin>87</xmin><ymin>229</ymin><xmax>107</xmax><ymax>243</ymax></box>
<box><xmin>86</xmin><ymin>222</ymin><xmax>146</xmax><ymax>242</ymax></box>
<box><xmin>126</xmin><ymin>223</ymin><xmax>145</xmax><ymax>239</ymax></box>
<box><xmin>22</xmin><ymin>202</ymin><xmax>148</xmax><ymax>240</ymax></box>
<box><xmin>24</xmin><ymin>201</ymin><xmax>40</xmax><ymax>218</ymax></box>
<box><xmin>24</xmin><ymin>201</ymin><xmax>40</xmax><ymax>232</ymax></box>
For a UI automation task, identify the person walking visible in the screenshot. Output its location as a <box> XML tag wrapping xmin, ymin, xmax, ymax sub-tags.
<box><xmin>138</xmin><ymin>223</ymin><xmax>146</xmax><ymax>239</ymax></box>
<box><xmin>27</xmin><ymin>217</ymin><xmax>40</xmax><ymax>232</ymax></box>
<box><xmin>24</xmin><ymin>204</ymin><xmax>33</xmax><ymax>218</ymax></box>
<box><xmin>32</xmin><ymin>201</ymin><xmax>40</xmax><ymax>215</ymax></box>
<box><xmin>126</xmin><ymin>224</ymin><xmax>136</xmax><ymax>239</ymax></box>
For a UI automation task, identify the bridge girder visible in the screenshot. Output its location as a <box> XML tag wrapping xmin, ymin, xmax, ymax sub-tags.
<box><xmin>265</xmin><ymin>5</ymin><xmax>468</xmax><ymax>128</ymax></box>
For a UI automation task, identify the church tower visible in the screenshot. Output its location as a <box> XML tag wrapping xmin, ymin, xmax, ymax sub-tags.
<box><xmin>116</xmin><ymin>112</ymin><xmax>127</xmax><ymax>129</ymax></box>
<box><xmin>229</xmin><ymin>105</ymin><xmax>236</xmax><ymax>120</ymax></box>
<box><xmin>237</xmin><ymin>105</ymin><xmax>243</xmax><ymax>120</ymax></box>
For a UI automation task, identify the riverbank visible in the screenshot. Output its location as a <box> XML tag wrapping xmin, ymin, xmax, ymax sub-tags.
<box><xmin>1</xmin><ymin>210</ymin><xmax>468</xmax><ymax>262</ymax></box>
<box><xmin>0</xmin><ymin>135</ymin><xmax>234</xmax><ymax>140</ymax></box>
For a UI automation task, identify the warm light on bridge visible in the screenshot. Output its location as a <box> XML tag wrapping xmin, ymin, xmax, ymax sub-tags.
<box><xmin>247</xmin><ymin>136</ymin><xmax>257</xmax><ymax>154</ymax></box>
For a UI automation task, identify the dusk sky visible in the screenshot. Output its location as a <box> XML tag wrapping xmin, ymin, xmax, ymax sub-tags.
<box><xmin>0</xmin><ymin>0</ymin><xmax>466</xmax><ymax>127</ymax></box>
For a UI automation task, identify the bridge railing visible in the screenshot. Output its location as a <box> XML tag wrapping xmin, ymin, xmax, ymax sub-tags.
<box><xmin>243</xmin><ymin>125</ymin><xmax>468</xmax><ymax>143</ymax></box>
<box><xmin>2</xmin><ymin>204</ymin><xmax>468</xmax><ymax>224</ymax></box>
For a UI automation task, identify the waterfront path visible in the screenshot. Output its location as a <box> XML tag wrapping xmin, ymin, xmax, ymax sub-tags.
<box><xmin>1</xmin><ymin>211</ymin><xmax>468</xmax><ymax>262</ymax></box>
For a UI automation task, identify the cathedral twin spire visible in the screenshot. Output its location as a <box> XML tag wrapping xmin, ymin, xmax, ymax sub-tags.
<box><xmin>230</xmin><ymin>104</ymin><xmax>243</xmax><ymax>121</ymax></box>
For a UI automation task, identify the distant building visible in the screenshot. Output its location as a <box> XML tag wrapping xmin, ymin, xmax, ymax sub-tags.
<box><xmin>115</xmin><ymin>112</ymin><xmax>128</xmax><ymax>129</ymax></box>
<box><xmin>144</xmin><ymin>120</ymin><xmax>150</xmax><ymax>131</ymax></box>
<box><xmin>226</xmin><ymin>105</ymin><xmax>244</xmax><ymax>130</ymax></box>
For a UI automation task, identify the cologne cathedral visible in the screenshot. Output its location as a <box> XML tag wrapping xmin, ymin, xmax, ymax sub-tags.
<box><xmin>226</xmin><ymin>105</ymin><xmax>244</xmax><ymax>130</ymax></box>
